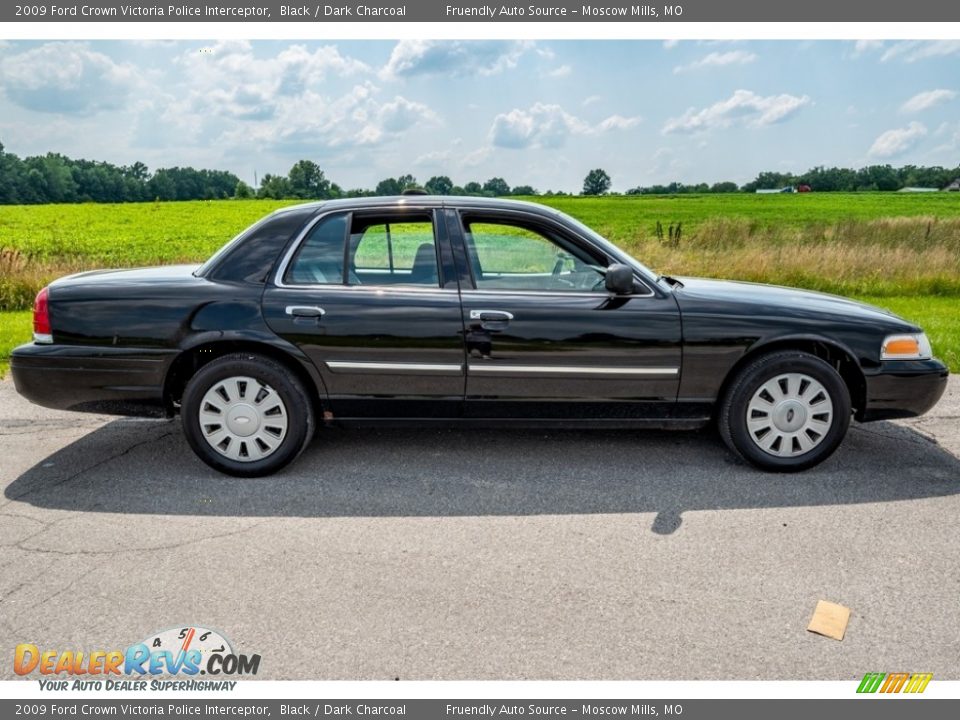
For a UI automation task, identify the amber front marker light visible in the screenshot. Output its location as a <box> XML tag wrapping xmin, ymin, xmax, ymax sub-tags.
<box><xmin>881</xmin><ymin>333</ymin><xmax>932</xmax><ymax>360</ymax></box>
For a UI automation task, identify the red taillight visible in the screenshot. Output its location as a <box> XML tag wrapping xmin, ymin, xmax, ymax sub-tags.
<box><xmin>33</xmin><ymin>286</ymin><xmax>52</xmax><ymax>343</ymax></box>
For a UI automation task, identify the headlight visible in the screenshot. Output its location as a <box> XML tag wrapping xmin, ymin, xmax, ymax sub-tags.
<box><xmin>881</xmin><ymin>333</ymin><xmax>932</xmax><ymax>360</ymax></box>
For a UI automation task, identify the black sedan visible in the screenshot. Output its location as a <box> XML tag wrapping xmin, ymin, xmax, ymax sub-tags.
<box><xmin>11</xmin><ymin>196</ymin><xmax>948</xmax><ymax>476</ymax></box>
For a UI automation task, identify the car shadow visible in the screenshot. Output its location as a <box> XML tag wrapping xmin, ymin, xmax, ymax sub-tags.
<box><xmin>6</xmin><ymin>417</ymin><xmax>960</xmax><ymax>535</ymax></box>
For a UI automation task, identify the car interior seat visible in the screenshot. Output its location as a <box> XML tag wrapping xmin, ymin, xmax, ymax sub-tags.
<box><xmin>409</xmin><ymin>242</ymin><xmax>438</xmax><ymax>285</ymax></box>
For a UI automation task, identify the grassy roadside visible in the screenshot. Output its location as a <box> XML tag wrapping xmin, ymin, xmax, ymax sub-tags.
<box><xmin>858</xmin><ymin>295</ymin><xmax>960</xmax><ymax>372</ymax></box>
<box><xmin>1</xmin><ymin>296</ymin><xmax>957</xmax><ymax>379</ymax></box>
<box><xmin>0</xmin><ymin>311</ymin><xmax>31</xmax><ymax>378</ymax></box>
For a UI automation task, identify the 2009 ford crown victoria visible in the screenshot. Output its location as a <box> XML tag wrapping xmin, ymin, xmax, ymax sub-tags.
<box><xmin>11</xmin><ymin>196</ymin><xmax>948</xmax><ymax>476</ymax></box>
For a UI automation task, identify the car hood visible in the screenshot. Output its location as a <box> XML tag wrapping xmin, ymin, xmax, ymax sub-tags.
<box><xmin>672</xmin><ymin>276</ymin><xmax>916</xmax><ymax>329</ymax></box>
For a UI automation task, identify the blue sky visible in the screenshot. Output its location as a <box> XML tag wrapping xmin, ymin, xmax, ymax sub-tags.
<box><xmin>0</xmin><ymin>39</ymin><xmax>958</xmax><ymax>191</ymax></box>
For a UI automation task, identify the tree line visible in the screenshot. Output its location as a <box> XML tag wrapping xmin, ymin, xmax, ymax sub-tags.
<box><xmin>0</xmin><ymin>142</ymin><xmax>239</xmax><ymax>205</ymax></box>
<box><xmin>631</xmin><ymin>165</ymin><xmax>960</xmax><ymax>194</ymax></box>
<box><xmin>248</xmin><ymin>163</ymin><xmax>540</xmax><ymax>201</ymax></box>
<box><xmin>0</xmin><ymin>142</ymin><xmax>957</xmax><ymax>205</ymax></box>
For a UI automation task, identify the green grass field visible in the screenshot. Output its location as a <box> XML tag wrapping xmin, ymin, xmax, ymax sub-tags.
<box><xmin>0</xmin><ymin>193</ymin><xmax>958</xmax><ymax>374</ymax></box>
<box><xmin>536</xmin><ymin>192</ymin><xmax>960</xmax><ymax>233</ymax></box>
<box><xmin>0</xmin><ymin>311</ymin><xmax>30</xmax><ymax>377</ymax></box>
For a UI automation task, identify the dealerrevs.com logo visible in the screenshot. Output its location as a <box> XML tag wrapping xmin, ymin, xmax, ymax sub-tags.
<box><xmin>14</xmin><ymin>626</ymin><xmax>260</xmax><ymax>691</ymax></box>
<box><xmin>857</xmin><ymin>672</ymin><xmax>933</xmax><ymax>694</ymax></box>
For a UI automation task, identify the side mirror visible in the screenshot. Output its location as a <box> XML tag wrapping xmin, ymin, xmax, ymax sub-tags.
<box><xmin>604</xmin><ymin>264</ymin><xmax>635</xmax><ymax>295</ymax></box>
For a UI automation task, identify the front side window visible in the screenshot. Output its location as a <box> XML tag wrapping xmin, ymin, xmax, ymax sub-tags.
<box><xmin>464</xmin><ymin>218</ymin><xmax>607</xmax><ymax>292</ymax></box>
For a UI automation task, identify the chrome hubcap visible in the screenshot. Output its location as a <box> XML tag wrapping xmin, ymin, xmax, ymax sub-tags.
<box><xmin>746</xmin><ymin>372</ymin><xmax>833</xmax><ymax>458</ymax></box>
<box><xmin>198</xmin><ymin>376</ymin><xmax>288</xmax><ymax>462</ymax></box>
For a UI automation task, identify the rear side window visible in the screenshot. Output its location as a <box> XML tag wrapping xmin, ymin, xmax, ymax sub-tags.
<box><xmin>285</xmin><ymin>213</ymin><xmax>349</xmax><ymax>285</ymax></box>
<box><xmin>350</xmin><ymin>216</ymin><xmax>440</xmax><ymax>287</ymax></box>
<box><xmin>285</xmin><ymin>211</ymin><xmax>442</xmax><ymax>287</ymax></box>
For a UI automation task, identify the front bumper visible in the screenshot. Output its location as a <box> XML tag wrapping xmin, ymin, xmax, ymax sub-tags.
<box><xmin>10</xmin><ymin>343</ymin><xmax>176</xmax><ymax>417</ymax></box>
<box><xmin>860</xmin><ymin>358</ymin><xmax>949</xmax><ymax>421</ymax></box>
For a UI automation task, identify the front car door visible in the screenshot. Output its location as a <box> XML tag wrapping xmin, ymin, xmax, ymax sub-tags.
<box><xmin>448</xmin><ymin>207</ymin><xmax>683</xmax><ymax>420</ymax></box>
<box><xmin>262</xmin><ymin>204</ymin><xmax>465</xmax><ymax>418</ymax></box>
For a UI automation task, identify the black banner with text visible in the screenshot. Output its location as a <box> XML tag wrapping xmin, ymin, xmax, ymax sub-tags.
<box><xmin>5</xmin><ymin>0</ymin><xmax>960</xmax><ymax>23</ymax></box>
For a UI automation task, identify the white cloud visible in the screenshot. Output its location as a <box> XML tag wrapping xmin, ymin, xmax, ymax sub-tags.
<box><xmin>582</xmin><ymin>95</ymin><xmax>602</xmax><ymax>107</ymax></box>
<box><xmin>136</xmin><ymin>40</ymin><xmax>430</xmax><ymax>157</ymax></box>
<box><xmin>370</xmin><ymin>96</ymin><xmax>439</xmax><ymax>137</ymax></box>
<box><xmin>880</xmin><ymin>40</ymin><xmax>960</xmax><ymax>63</ymax></box>
<box><xmin>461</xmin><ymin>146</ymin><xmax>492</xmax><ymax>167</ymax></box>
<box><xmin>141</xmin><ymin>41</ymin><xmax>433</xmax><ymax>157</ymax></box>
<box><xmin>931</xmin><ymin>123</ymin><xmax>960</xmax><ymax>154</ymax></box>
<box><xmin>649</xmin><ymin>147</ymin><xmax>690</xmax><ymax>178</ymax></box>
<box><xmin>663</xmin><ymin>40</ymin><xmax>680</xmax><ymax>50</ymax></box>
<box><xmin>0</xmin><ymin>41</ymin><xmax>137</xmax><ymax>114</ymax></box>
<box><xmin>222</xmin><ymin>82</ymin><xmax>438</xmax><ymax>152</ymax></box>
<box><xmin>173</xmin><ymin>40</ymin><xmax>369</xmax><ymax>122</ymax></box>
<box><xmin>489</xmin><ymin>102</ymin><xmax>641</xmax><ymax>149</ymax></box>
<box><xmin>663</xmin><ymin>89</ymin><xmax>810</xmax><ymax>134</ymax></box>
<box><xmin>673</xmin><ymin>50</ymin><xmax>757</xmax><ymax>74</ymax></box>
<box><xmin>415</xmin><ymin>143</ymin><xmax>489</xmax><ymax>171</ymax></box>
<box><xmin>381</xmin><ymin>40</ymin><xmax>533</xmax><ymax>79</ymax></box>
<box><xmin>900</xmin><ymin>89</ymin><xmax>956</xmax><ymax>114</ymax></box>
<box><xmin>868</xmin><ymin>121</ymin><xmax>928</xmax><ymax>158</ymax></box>
<box><xmin>546</xmin><ymin>64</ymin><xmax>572</xmax><ymax>78</ymax></box>
<box><xmin>851</xmin><ymin>40</ymin><xmax>884</xmax><ymax>57</ymax></box>
<box><xmin>597</xmin><ymin>115</ymin><xmax>642</xmax><ymax>131</ymax></box>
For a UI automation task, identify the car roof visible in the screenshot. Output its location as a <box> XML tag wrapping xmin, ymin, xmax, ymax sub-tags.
<box><xmin>271</xmin><ymin>195</ymin><xmax>566</xmax><ymax>219</ymax></box>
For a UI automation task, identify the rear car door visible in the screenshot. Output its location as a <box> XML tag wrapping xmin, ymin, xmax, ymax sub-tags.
<box><xmin>262</xmin><ymin>205</ymin><xmax>466</xmax><ymax>418</ymax></box>
<box><xmin>449</xmin><ymin>208</ymin><xmax>682</xmax><ymax>419</ymax></box>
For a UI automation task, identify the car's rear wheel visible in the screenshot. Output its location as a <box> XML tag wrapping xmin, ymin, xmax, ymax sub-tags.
<box><xmin>181</xmin><ymin>353</ymin><xmax>314</xmax><ymax>477</ymax></box>
<box><xmin>718</xmin><ymin>350</ymin><xmax>851</xmax><ymax>472</ymax></box>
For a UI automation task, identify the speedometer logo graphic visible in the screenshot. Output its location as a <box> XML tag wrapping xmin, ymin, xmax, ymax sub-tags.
<box><xmin>139</xmin><ymin>626</ymin><xmax>233</xmax><ymax>675</ymax></box>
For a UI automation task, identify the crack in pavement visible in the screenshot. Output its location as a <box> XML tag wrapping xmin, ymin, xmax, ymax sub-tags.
<box><xmin>1</xmin><ymin>429</ymin><xmax>177</xmax><ymax>510</ymax></box>
<box><xmin>12</xmin><ymin>518</ymin><xmax>272</xmax><ymax>558</ymax></box>
<box><xmin>850</xmin><ymin>424</ymin><xmax>938</xmax><ymax>446</ymax></box>
<box><xmin>0</xmin><ymin>512</ymin><xmax>45</xmax><ymax>525</ymax></box>
<box><xmin>0</xmin><ymin>428</ymin><xmax>106</xmax><ymax>438</ymax></box>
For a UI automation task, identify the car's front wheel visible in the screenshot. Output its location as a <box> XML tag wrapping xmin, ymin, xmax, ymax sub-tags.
<box><xmin>181</xmin><ymin>353</ymin><xmax>315</xmax><ymax>477</ymax></box>
<box><xmin>718</xmin><ymin>350</ymin><xmax>851</xmax><ymax>472</ymax></box>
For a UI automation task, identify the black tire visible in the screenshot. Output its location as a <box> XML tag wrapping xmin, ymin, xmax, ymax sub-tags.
<box><xmin>181</xmin><ymin>353</ymin><xmax>315</xmax><ymax>477</ymax></box>
<box><xmin>718</xmin><ymin>350</ymin><xmax>851</xmax><ymax>472</ymax></box>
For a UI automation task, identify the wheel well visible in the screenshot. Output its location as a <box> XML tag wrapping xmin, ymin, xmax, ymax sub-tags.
<box><xmin>164</xmin><ymin>341</ymin><xmax>323</xmax><ymax>418</ymax></box>
<box><xmin>717</xmin><ymin>339</ymin><xmax>866</xmax><ymax>418</ymax></box>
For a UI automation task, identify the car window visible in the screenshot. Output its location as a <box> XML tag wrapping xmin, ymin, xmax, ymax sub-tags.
<box><xmin>464</xmin><ymin>220</ymin><xmax>606</xmax><ymax>292</ymax></box>
<box><xmin>284</xmin><ymin>213</ymin><xmax>348</xmax><ymax>285</ymax></box>
<box><xmin>349</xmin><ymin>217</ymin><xmax>440</xmax><ymax>287</ymax></box>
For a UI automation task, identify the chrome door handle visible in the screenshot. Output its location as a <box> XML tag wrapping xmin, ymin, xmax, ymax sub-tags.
<box><xmin>469</xmin><ymin>310</ymin><xmax>514</xmax><ymax>322</ymax></box>
<box><xmin>286</xmin><ymin>305</ymin><xmax>326</xmax><ymax>318</ymax></box>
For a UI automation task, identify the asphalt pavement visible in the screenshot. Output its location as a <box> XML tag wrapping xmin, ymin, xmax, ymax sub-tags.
<box><xmin>1</xmin><ymin>377</ymin><xmax>958</xmax><ymax>680</ymax></box>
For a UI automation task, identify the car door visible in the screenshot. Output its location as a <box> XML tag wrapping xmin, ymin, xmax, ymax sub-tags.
<box><xmin>261</xmin><ymin>206</ymin><xmax>466</xmax><ymax>418</ymax></box>
<box><xmin>449</xmin><ymin>208</ymin><xmax>682</xmax><ymax>419</ymax></box>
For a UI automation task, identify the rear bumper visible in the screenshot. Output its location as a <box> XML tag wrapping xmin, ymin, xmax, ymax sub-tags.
<box><xmin>10</xmin><ymin>343</ymin><xmax>176</xmax><ymax>417</ymax></box>
<box><xmin>860</xmin><ymin>358</ymin><xmax>949</xmax><ymax>421</ymax></box>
